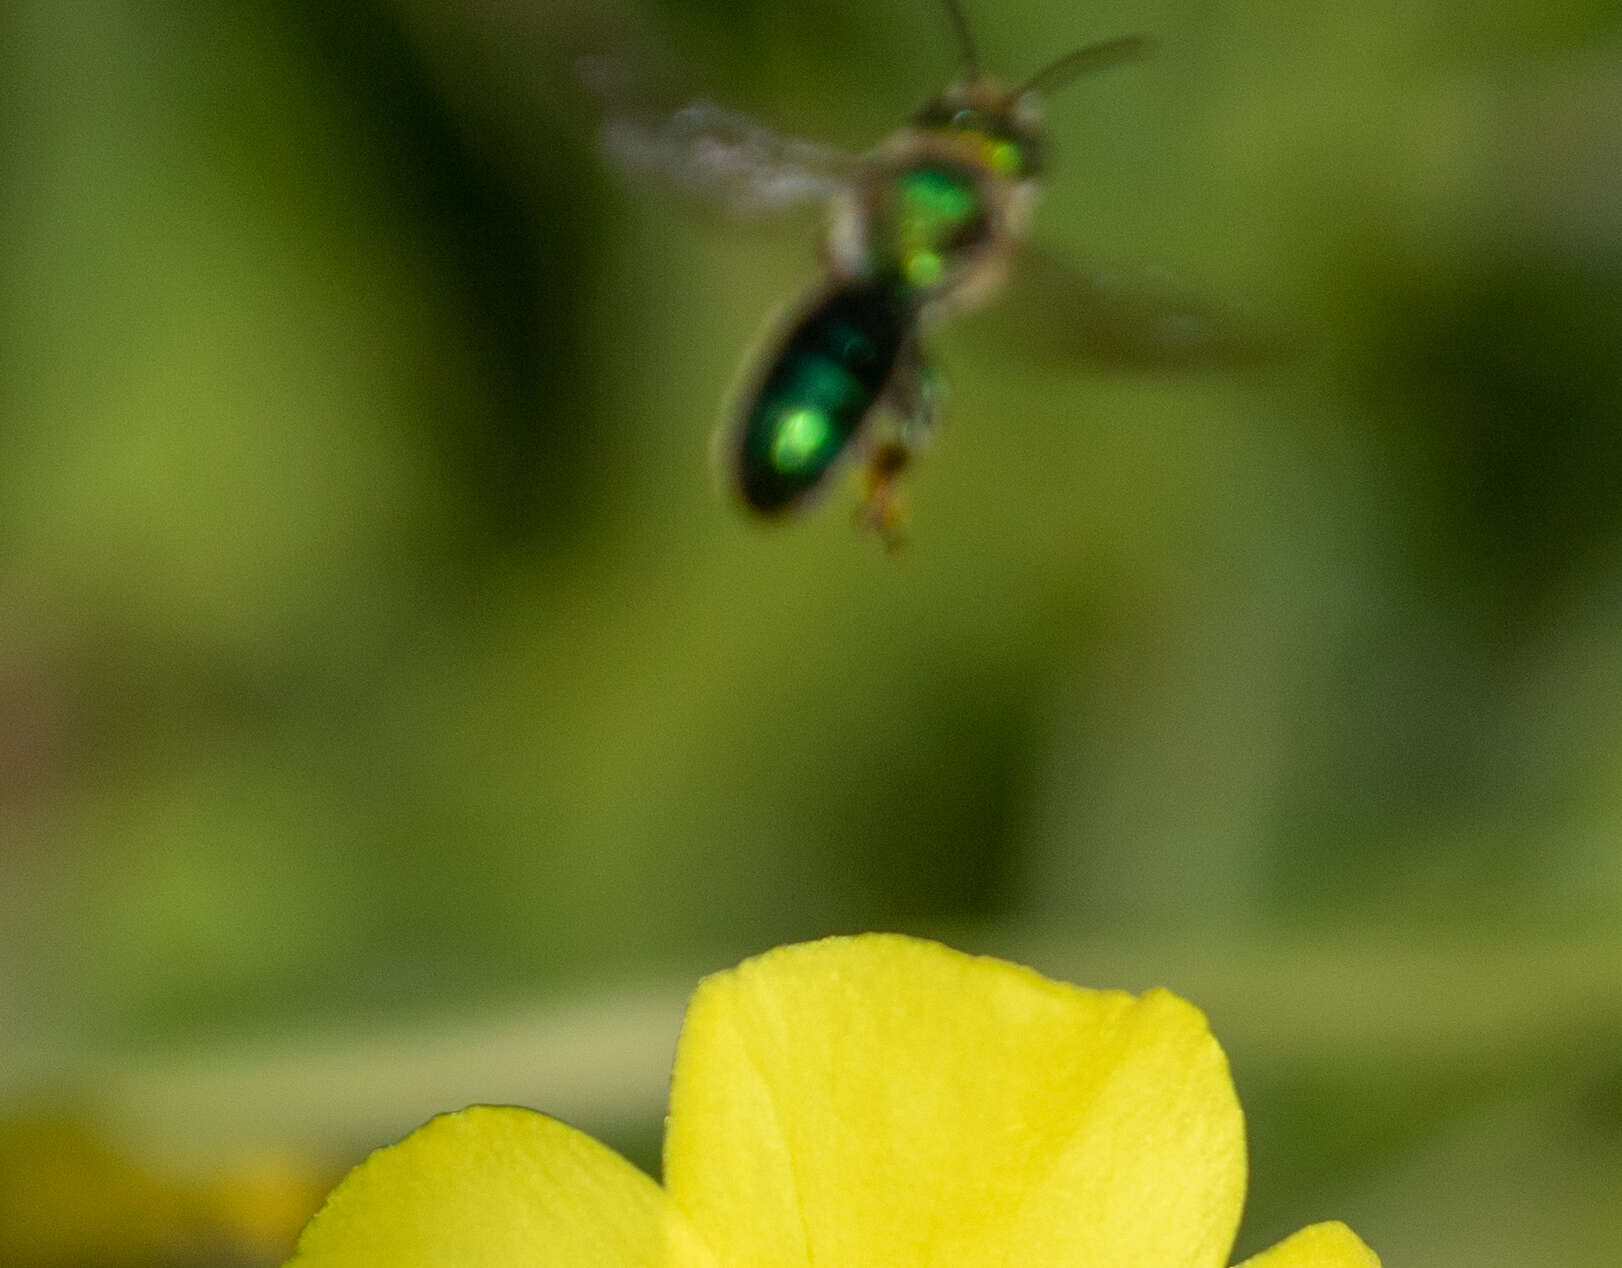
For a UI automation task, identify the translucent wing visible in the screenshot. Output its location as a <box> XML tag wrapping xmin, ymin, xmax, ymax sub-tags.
<box><xmin>600</xmin><ymin>98</ymin><xmax>855</xmax><ymax>216</ymax></box>
<box><xmin>975</xmin><ymin>242</ymin><xmax>1302</xmax><ymax>371</ymax></box>
<box><xmin>581</xmin><ymin>57</ymin><xmax>856</xmax><ymax>217</ymax></box>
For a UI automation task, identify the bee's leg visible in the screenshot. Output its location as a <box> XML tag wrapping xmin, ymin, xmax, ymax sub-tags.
<box><xmin>856</xmin><ymin>342</ymin><xmax>944</xmax><ymax>549</ymax></box>
<box><xmin>856</xmin><ymin>441</ymin><xmax>914</xmax><ymax>551</ymax></box>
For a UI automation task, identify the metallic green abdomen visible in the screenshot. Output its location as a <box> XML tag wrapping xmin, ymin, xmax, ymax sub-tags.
<box><xmin>736</xmin><ymin>280</ymin><xmax>909</xmax><ymax>513</ymax></box>
<box><xmin>875</xmin><ymin>162</ymin><xmax>988</xmax><ymax>291</ymax></box>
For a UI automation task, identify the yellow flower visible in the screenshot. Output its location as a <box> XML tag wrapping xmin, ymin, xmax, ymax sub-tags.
<box><xmin>288</xmin><ymin>934</ymin><xmax>1379</xmax><ymax>1267</ymax></box>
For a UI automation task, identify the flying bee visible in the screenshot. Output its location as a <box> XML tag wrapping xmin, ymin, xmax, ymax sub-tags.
<box><xmin>595</xmin><ymin>0</ymin><xmax>1270</xmax><ymax>544</ymax></box>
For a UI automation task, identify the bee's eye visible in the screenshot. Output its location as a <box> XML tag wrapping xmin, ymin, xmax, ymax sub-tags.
<box><xmin>916</xmin><ymin>101</ymin><xmax>981</xmax><ymax>132</ymax></box>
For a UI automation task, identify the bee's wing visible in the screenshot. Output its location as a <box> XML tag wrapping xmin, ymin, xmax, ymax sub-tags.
<box><xmin>975</xmin><ymin>242</ymin><xmax>1302</xmax><ymax>371</ymax></box>
<box><xmin>600</xmin><ymin>99</ymin><xmax>855</xmax><ymax>216</ymax></box>
<box><xmin>583</xmin><ymin>53</ymin><xmax>857</xmax><ymax>218</ymax></box>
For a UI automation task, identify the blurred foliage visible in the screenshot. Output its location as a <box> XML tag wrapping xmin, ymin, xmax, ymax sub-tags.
<box><xmin>3</xmin><ymin>0</ymin><xmax>1622</xmax><ymax>1263</ymax></box>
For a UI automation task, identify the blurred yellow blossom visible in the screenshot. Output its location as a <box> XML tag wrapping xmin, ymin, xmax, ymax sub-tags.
<box><xmin>288</xmin><ymin>934</ymin><xmax>1379</xmax><ymax>1267</ymax></box>
<box><xmin>1</xmin><ymin>1111</ymin><xmax>327</xmax><ymax>1267</ymax></box>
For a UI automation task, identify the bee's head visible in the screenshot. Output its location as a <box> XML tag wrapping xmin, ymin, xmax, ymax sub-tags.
<box><xmin>921</xmin><ymin>0</ymin><xmax>1151</xmax><ymax>180</ymax></box>
<box><xmin>912</xmin><ymin>82</ymin><xmax>1045</xmax><ymax>180</ymax></box>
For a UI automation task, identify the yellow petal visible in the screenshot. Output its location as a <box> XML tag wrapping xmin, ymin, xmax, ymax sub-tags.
<box><xmin>1237</xmin><ymin>1221</ymin><xmax>1382</xmax><ymax>1268</ymax></box>
<box><xmin>288</xmin><ymin>1105</ymin><xmax>716</xmax><ymax>1268</ymax></box>
<box><xmin>664</xmin><ymin>933</ymin><xmax>1246</xmax><ymax>1268</ymax></box>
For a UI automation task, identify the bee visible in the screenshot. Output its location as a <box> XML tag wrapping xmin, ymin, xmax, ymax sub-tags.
<box><xmin>596</xmin><ymin>1</ymin><xmax>1265</xmax><ymax>544</ymax></box>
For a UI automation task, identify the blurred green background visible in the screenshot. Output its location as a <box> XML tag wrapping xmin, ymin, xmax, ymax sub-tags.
<box><xmin>3</xmin><ymin>0</ymin><xmax>1621</xmax><ymax>1263</ymax></box>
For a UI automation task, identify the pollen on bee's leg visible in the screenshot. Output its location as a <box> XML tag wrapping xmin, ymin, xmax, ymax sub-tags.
<box><xmin>854</xmin><ymin>443</ymin><xmax>912</xmax><ymax>551</ymax></box>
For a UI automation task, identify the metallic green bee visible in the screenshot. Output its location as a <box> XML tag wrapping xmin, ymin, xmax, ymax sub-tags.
<box><xmin>599</xmin><ymin>1</ymin><xmax>1262</xmax><ymax>542</ymax></box>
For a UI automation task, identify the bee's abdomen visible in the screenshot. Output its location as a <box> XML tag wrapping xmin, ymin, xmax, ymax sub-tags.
<box><xmin>735</xmin><ymin>280</ymin><xmax>909</xmax><ymax>513</ymax></box>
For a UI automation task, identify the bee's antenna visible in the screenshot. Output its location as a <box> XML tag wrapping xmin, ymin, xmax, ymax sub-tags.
<box><xmin>1016</xmin><ymin>33</ymin><xmax>1154</xmax><ymax>98</ymax></box>
<box><xmin>939</xmin><ymin>0</ymin><xmax>981</xmax><ymax>79</ymax></box>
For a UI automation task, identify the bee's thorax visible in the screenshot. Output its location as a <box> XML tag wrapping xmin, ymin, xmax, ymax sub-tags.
<box><xmin>825</xmin><ymin>113</ymin><xmax>1041</xmax><ymax>313</ymax></box>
